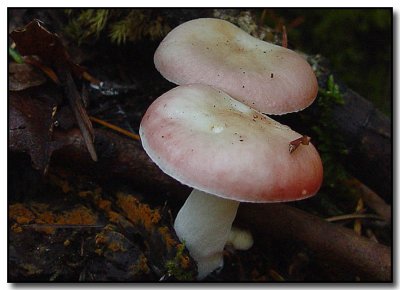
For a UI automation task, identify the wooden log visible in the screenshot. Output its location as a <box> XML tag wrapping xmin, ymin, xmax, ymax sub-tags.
<box><xmin>50</xmin><ymin>128</ymin><xmax>190</xmax><ymax>198</ymax></box>
<box><xmin>238</xmin><ymin>203</ymin><xmax>391</xmax><ymax>281</ymax></box>
<box><xmin>330</xmin><ymin>87</ymin><xmax>391</xmax><ymax>201</ymax></box>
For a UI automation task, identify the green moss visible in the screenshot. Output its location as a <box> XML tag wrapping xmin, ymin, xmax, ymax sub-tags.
<box><xmin>64</xmin><ymin>9</ymin><xmax>109</xmax><ymax>45</ymax></box>
<box><xmin>312</xmin><ymin>75</ymin><xmax>348</xmax><ymax>188</ymax></box>
<box><xmin>299</xmin><ymin>75</ymin><xmax>360</xmax><ymax>213</ymax></box>
<box><xmin>64</xmin><ymin>9</ymin><xmax>170</xmax><ymax>45</ymax></box>
<box><xmin>164</xmin><ymin>242</ymin><xmax>195</xmax><ymax>281</ymax></box>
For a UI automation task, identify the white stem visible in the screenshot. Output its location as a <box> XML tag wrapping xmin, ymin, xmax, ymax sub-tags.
<box><xmin>174</xmin><ymin>189</ymin><xmax>240</xmax><ymax>280</ymax></box>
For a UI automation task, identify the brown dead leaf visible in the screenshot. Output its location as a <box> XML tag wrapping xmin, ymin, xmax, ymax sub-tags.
<box><xmin>9</xmin><ymin>91</ymin><xmax>70</xmax><ymax>172</ymax></box>
<box><xmin>9</xmin><ymin>62</ymin><xmax>46</xmax><ymax>91</ymax></box>
<box><xmin>10</xmin><ymin>19</ymin><xmax>94</xmax><ymax>82</ymax></box>
<box><xmin>10</xmin><ymin>19</ymin><xmax>70</xmax><ymax>67</ymax></box>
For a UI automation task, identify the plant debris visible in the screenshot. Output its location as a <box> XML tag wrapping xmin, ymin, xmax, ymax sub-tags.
<box><xmin>9</xmin><ymin>91</ymin><xmax>63</xmax><ymax>172</ymax></box>
<box><xmin>9</xmin><ymin>62</ymin><xmax>47</xmax><ymax>91</ymax></box>
<box><xmin>10</xmin><ymin>19</ymin><xmax>98</xmax><ymax>161</ymax></box>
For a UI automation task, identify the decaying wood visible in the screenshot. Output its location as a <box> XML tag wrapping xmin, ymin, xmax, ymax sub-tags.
<box><xmin>17</xmin><ymin>125</ymin><xmax>389</xmax><ymax>281</ymax></box>
<box><xmin>329</xmin><ymin>87</ymin><xmax>391</xmax><ymax>201</ymax></box>
<box><xmin>8</xmin><ymin>190</ymin><xmax>197</xmax><ymax>281</ymax></box>
<box><xmin>50</xmin><ymin>128</ymin><xmax>190</xmax><ymax>198</ymax></box>
<box><xmin>238</xmin><ymin>203</ymin><xmax>391</xmax><ymax>281</ymax></box>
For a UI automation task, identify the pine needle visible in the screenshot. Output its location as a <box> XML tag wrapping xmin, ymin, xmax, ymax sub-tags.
<box><xmin>89</xmin><ymin>116</ymin><xmax>140</xmax><ymax>141</ymax></box>
<box><xmin>325</xmin><ymin>213</ymin><xmax>384</xmax><ymax>223</ymax></box>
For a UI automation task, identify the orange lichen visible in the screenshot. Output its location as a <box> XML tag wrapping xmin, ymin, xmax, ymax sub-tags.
<box><xmin>97</xmin><ymin>199</ymin><xmax>112</xmax><ymax>211</ymax></box>
<box><xmin>36</xmin><ymin>210</ymin><xmax>55</xmax><ymax>224</ymax></box>
<box><xmin>16</xmin><ymin>216</ymin><xmax>32</xmax><ymax>224</ymax></box>
<box><xmin>59</xmin><ymin>207</ymin><xmax>98</xmax><ymax>225</ymax></box>
<box><xmin>78</xmin><ymin>190</ymin><xmax>91</xmax><ymax>198</ymax></box>
<box><xmin>9</xmin><ymin>203</ymin><xmax>36</xmax><ymax>224</ymax></box>
<box><xmin>10</xmin><ymin>202</ymin><xmax>98</xmax><ymax>235</ymax></box>
<box><xmin>48</xmin><ymin>174</ymin><xmax>72</xmax><ymax>193</ymax></box>
<box><xmin>95</xmin><ymin>232</ymin><xmax>107</xmax><ymax>245</ymax></box>
<box><xmin>175</xmin><ymin>243</ymin><xmax>190</xmax><ymax>269</ymax></box>
<box><xmin>158</xmin><ymin>226</ymin><xmax>177</xmax><ymax>250</ymax></box>
<box><xmin>108</xmin><ymin>241</ymin><xmax>127</xmax><ymax>252</ymax></box>
<box><xmin>130</xmin><ymin>253</ymin><xmax>150</xmax><ymax>275</ymax></box>
<box><xmin>11</xmin><ymin>223</ymin><xmax>23</xmax><ymax>233</ymax></box>
<box><xmin>179</xmin><ymin>252</ymin><xmax>190</xmax><ymax>269</ymax></box>
<box><xmin>164</xmin><ymin>242</ymin><xmax>194</xmax><ymax>280</ymax></box>
<box><xmin>107</xmin><ymin>210</ymin><xmax>122</xmax><ymax>223</ymax></box>
<box><xmin>116</xmin><ymin>193</ymin><xmax>161</xmax><ymax>231</ymax></box>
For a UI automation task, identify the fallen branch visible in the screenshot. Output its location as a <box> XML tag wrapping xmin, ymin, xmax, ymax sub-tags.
<box><xmin>50</xmin><ymin>128</ymin><xmax>189</xmax><ymax>197</ymax></box>
<box><xmin>238</xmin><ymin>203</ymin><xmax>391</xmax><ymax>281</ymax></box>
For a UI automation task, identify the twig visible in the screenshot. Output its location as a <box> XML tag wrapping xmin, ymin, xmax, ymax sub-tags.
<box><xmin>89</xmin><ymin>116</ymin><xmax>140</xmax><ymax>141</ymax></box>
<box><xmin>269</xmin><ymin>269</ymin><xmax>285</xmax><ymax>281</ymax></box>
<box><xmin>282</xmin><ymin>25</ymin><xmax>287</xmax><ymax>48</ymax></box>
<box><xmin>325</xmin><ymin>213</ymin><xmax>385</xmax><ymax>223</ymax></box>
<box><xmin>58</xmin><ymin>68</ymin><xmax>98</xmax><ymax>162</ymax></box>
<box><xmin>23</xmin><ymin>56</ymin><xmax>61</xmax><ymax>85</ymax></box>
<box><xmin>353</xmin><ymin>178</ymin><xmax>391</xmax><ymax>222</ymax></box>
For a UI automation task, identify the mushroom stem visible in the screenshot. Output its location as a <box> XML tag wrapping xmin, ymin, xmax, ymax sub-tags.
<box><xmin>174</xmin><ymin>188</ymin><xmax>240</xmax><ymax>280</ymax></box>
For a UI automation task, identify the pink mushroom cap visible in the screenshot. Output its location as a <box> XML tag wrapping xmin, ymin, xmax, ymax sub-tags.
<box><xmin>154</xmin><ymin>18</ymin><xmax>318</xmax><ymax>115</ymax></box>
<box><xmin>139</xmin><ymin>84</ymin><xmax>323</xmax><ymax>203</ymax></box>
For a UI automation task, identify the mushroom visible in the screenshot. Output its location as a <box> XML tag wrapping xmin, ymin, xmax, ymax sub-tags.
<box><xmin>139</xmin><ymin>84</ymin><xmax>323</xmax><ymax>279</ymax></box>
<box><xmin>154</xmin><ymin>18</ymin><xmax>318</xmax><ymax>115</ymax></box>
<box><xmin>226</xmin><ymin>226</ymin><xmax>254</xmax><ymax>251</ymax></box>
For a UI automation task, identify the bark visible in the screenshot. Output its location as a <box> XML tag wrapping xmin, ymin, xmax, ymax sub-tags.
<box><xmin>50</xmin><ymin>128</ymin><xmax>190</xmax><ymax>197</ymax></box>
<box><xmin>330</xmin><ymin>88</ymin><xmax>391</xmax><ymax>201</ymax></box>
<box><xmin>238</xmin><ymin>203</ymin><xmax>391</xmax><ymax>281</ymax></box>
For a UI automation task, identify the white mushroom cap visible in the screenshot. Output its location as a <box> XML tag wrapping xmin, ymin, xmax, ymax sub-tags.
<box><xmin>139</xmin><ymin>84</ymin><xmax>323</xmax><ymax>203</ymax></box>
<box><xmin>154</xmin><ymin>18</ymin><xmax>318</xmax><ymax>115</ymax></box>
<box><xmin>226</xmin><ymin>226</ymin><xmax>254</xmax><ymax>251</ymax></box>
